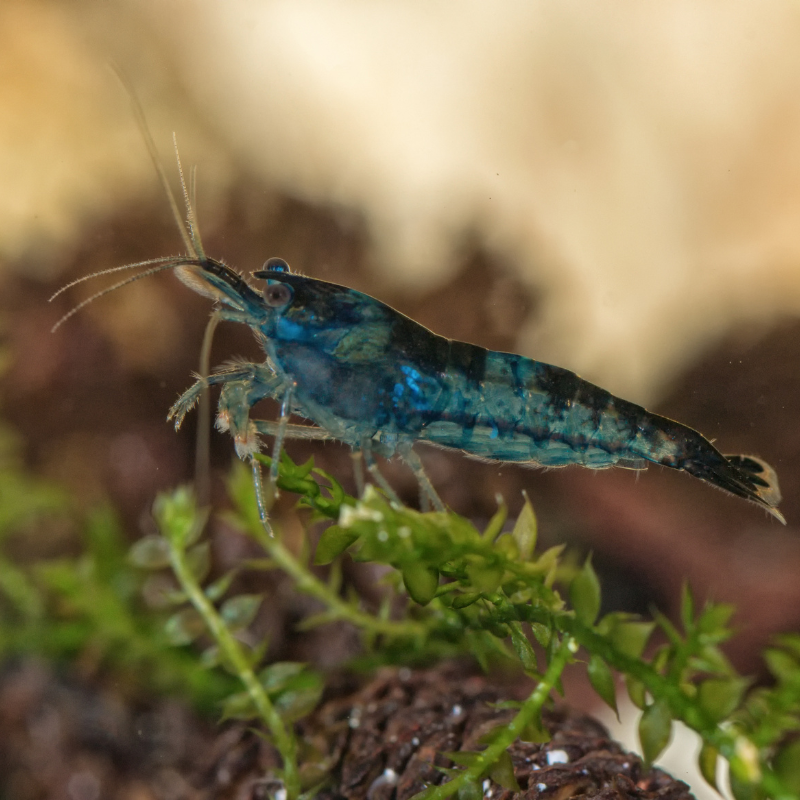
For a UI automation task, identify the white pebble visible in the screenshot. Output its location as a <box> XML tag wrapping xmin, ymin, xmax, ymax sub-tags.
<box><xmin>545</xmin><ymin>749</ymin><xmax>569</xmax><ymax>765</ymax></box>
<box><xmin>367</xmin><ymin>768</ymin><xmax>398</xmax><ymax>799</ymax></box>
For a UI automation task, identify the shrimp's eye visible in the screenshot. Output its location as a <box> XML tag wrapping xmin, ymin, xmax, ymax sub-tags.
<box><xmin>263</xmin><ymin>282</ymin><xmax>293</xmax><ymax>308</ymax></box>
<box><xmin>263</xmin><ymin>257</ymin><xmax>291</xmax><ymax>273</ymax></box>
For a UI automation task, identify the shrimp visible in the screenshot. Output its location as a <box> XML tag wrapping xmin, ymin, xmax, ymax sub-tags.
<box><xmin>51</xmin><ymin>128</ymin><xmax>784</xmax><ymax>524</ymax></box>
<box><xmin>162</xmin><ymin>253</ymin><xmax>783</xmax><ymax>523</ymax></box>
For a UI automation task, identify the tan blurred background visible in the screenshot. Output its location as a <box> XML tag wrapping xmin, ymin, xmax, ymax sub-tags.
<box><xmin>3</xmin><ymin>0</ymin><xmax>800</xmax><ymax>785</ymax></box>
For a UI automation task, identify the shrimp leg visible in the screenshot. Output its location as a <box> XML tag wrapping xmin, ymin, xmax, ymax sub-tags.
<box><xmin>399</xmin><ymin>445</ymin><xmax>445</xmax><ymax>512</ymax></box>
<box><xmin>361</xmin><ymin>436</ymin><xmax>402</xmax><ymax>506</ymax></box>
<box><xmin>172</xmin><ymin>366</ymin><xmax>328</xmax><ymax>452</ymax></box>
<box><xmin>168</xmin><ymin>364</ymin><xmax>286</xmax><ymax>429</ymax></box>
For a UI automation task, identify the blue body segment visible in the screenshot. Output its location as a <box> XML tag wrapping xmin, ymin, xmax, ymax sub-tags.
<box><xmin>167</xmin><ymin>257</ymin><xmax>784</xmax><ymax>522</ymax></box>
<box><xmin>249</xmin><ymin>271</ymin><xmax>685</xmax><ymax>470</ymax></box>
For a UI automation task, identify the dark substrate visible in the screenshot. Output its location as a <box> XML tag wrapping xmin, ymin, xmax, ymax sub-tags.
<box><xmin>0</xmin><ymin>660</ymin><xmax>693</xmax><ymax>800</ymax></box>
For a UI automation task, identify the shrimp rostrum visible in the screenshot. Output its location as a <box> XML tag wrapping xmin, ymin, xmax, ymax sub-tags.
<box><xmin>160</xmin><ymin>250</ymin><xmax>784</xmax><ymax>524</ymax></box>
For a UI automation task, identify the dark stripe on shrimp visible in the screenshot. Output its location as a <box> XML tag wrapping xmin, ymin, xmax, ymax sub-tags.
<box><xmin>533</xmin><ymin>363</ymin><xmax>581</xmax><ymax>416</ymax></box>
<box><xmin>389</xmin><ymin>318</ymin><xmax>450</xmax><ymax>372</ymax></box>
<box><xmin>447</xmin><ymin>340</ymin><xmax>488</xmax><ymax>388</ymax></box>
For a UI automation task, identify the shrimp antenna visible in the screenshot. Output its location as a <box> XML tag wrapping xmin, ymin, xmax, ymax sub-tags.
<box><xmin>48</xmin><ymin>256</ymin><xmax>182</xmax><ymax>302</ymax></box>
<box><xmin>112</xmin><ymin>69</ymin><xmax>216</xmax><ymax>500</ymax></box>
<box><xmin>111</xmin><ymin>65</ymin><xmax>203</xmax><ymax>260</ymax></box>
<box><xmin>51</xmin><ymin>70</ymin><xmax>210</xmax><ymax>327</ymax></box>
<box><xmin>173</xmin><ymin>135</ymin><xmax>206</xmax><ymax>261</ymax></box>
<box><xmin>50</xmin><ymin>258</ymin><xmax>190</xmax><ymax>332</ymax></box>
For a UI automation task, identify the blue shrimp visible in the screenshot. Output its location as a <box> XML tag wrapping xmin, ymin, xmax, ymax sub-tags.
<box><xmin>164</xmin><ymin>252</ymin><xmax>784</xmax><ymax>524</ymax></box>
<box><xmin>52</xmin><ymin>136</ymin><xmax>784</xmax><ymax>523</ymax></box>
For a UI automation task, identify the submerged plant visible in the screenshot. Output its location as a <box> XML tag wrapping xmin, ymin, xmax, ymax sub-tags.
<box><xmin>131</xmin><ymin>452</ymin><xmax>800</xmax><ymax>800</ymax></box>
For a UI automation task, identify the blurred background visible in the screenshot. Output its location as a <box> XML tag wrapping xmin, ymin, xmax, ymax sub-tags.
<box><xmin>3</xmin><ymin>0</ymin><xmax>800</xmax><ymax>790</ymax></box>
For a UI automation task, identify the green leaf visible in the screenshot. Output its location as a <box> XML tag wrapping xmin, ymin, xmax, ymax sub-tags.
<box><xmin>764</xmin><ymin>647</ymin><xmax>798</xmax><ymax>681</ymax></box>
<box><xmin>530</xmin><ymin>622</ymin><xmax>551</xmax><ymax>648</ymax></box>
<box><xmin>259</xmin><ymin>661</ymin><xmax>307</xmax><ymax>692</ymax></box>
<box><xmin>535</xmin><ymin>544</ymin><xmax>565</xmax><ymax>586</ymax></box>
<box><xmin>220</xmin><ymin>594</ymin><xmax>262</xmax><ymax>632</ymax></box>
<box><xmin>128</xmin><ymin>535</ymin><xmax>171</xmax><ymax>570</ymax></box>
<box><xmin>242</xmin><ymin>638</ymin><xmax>270</xmax><ymax>670</ymax></box>
<box><xmin>651</xmin><ymin>644</ymin><xmax>670</xmax><ymax>674</ymax></box>
<box><xmin>638</xmin><ymin>700</ymin><xmax>672</xmax><ymax>766</ymax></box>
<box><xmin>520</xmin><ymin>718</ymin><xmax>550</xmax><ymax>743</ymax></box>
<box><xmin>164</xmin><ymin>607</ymin><xmax>206</xmax><ymax>646</ymax></box>
<box><xmin>257</xmin><ymin>663</ymin><xmax>324</xmax><ymax>722</ymax></box>
<box><xmin>570</xmin><ymin>555</ymin><xmax>600</xmax><ymax>626</ymax></box>
<box><xmin>309</xmin><ymin>468</ymin><xmax>348</xmax><ymax>516</ymax></box>
<box><xmin>444</xmin><ymin>751</ymin><xmax>481</xmax><ymax>768</ymax></box>
<box><xmin>774</xmin><ymin>738</ymin><xmax>800</xmax><ymax>794</ymax></box>
<box><xmin>697</xmin><ymin>677</ymin><xmax>749</xmax><ymax>722</ymax></box>
<box><xmin>452</xmin><ymin>592</ymin><xmax>481</xmax><ymax>609</ymax></box>
<box><xmin>186</xmin><ymin>541</ymin><xmax>211</xmax><ymax>583</ymax></box>
<box><xmin>199</xmin><ymin>646</ymin><xmax>220</xmax><ymax>670</ymax></box>
<box><xmin>493</xmin><ymin>534</ymin><xmax>518</xmax><ymax>560</ymax></box>
<box><xmin>205</xmin><ymin>570</ymin><xmax>237</xmax><ymax>602</ymax></box>
<box><xmin>152</xmin><ymin>488</ymin><xmax>206</xmax><ymax>550</ymax></box>
<box><xmin>510</xmin><ymin>624</ymin><xmax>538</xmax><ymax>673</ymax></box>
<box><xmin>626</xmin><ymin>675</ymin><xmax>647</xmax><ymax>710</ymax></box>
<box><xmin>435</xmin><ymin>767</ymin><xmax>462</xmax><ymax>779</ymax></box>
<box><xmin>273</xmin><ymin>681</ymin><xmax>323</xmax><ymax>722</ymax></box>
<box><xmin>653</xmin><ymin>609</ymin><xmax>681</xmax><ymax>646</ymax></box>
<box><xmin>465</xmin><ymin>563</ymin><xmax>503</xmax><ymax>595</ymax></box>
<box><xmin>774</xmin><ymin>633</ymin><xmax>800</xmax><ymax>660</ymax></box>
<box><xmin>220</xmin><ymin>690</ymin><xmax>257</xmax><ymax>721</ymax></box>
<box><xmin>587</xmin><ymin>654</ymin><xmax>617</xmax><ymax>716</ymax></box>
<box><xmin>689</xmin><ymin>645</ymin><xmax>734</xmax><ymax>677</ymax></box>
<box><xmin>698</xmin><ymin>742</ymin><xmax>718</xmax><ymax>791</ymax></box>
<box><xmin>314</xmin><ymin>525</ymin><xmax>359</xmax><ymax>565</ymax></box>
<box><xmin>511</xmin><ymin>495</ymin><xmax>537</xmax><ymax>561</ymax></box>
<box><xmin>457</xmin><ymin>780</ymin><xmax>482</xmax><ymax>800</ymax></box>
<box><xmin>487</xmin><ymin>621</ymin><xmax>510</xmax><ymax>639</ymax></box>
<box><xmin>697</xmin><ymin>603</ymin><xmax>734</xmax><ymax>636</ymax></box>
<box><xmin>402</xmin><ymin>564</ymin><xmax>439</xmax><ymax>605</ymax></box>
<box><xmin>611</xmin><ymin>620</ymin><xmax>654</xmax><ymax>659</ymax></box>
<box><xmin>482</xmin><ymin>502</ymin><xmax>507</xmax><ymax>542</ymax></box>
<box><xmin>489</xmin><ymin>750</ymin><xmax>520</xmax><ymax>791</ymax></box>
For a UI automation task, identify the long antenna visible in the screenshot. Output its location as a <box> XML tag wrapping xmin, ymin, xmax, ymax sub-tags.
<box><xmin>51</xmin><ymin>260</ymin><xmax>189</xmax><ymax>332</ymax></box>
<box><xmin>111</xmin><ymin>65</ymin><xmax>198</xmax><ymax>259</ymax></box>
<box><xmin>174</xmin><ymin>135</ymin><xmax>206</xmax><ymax>260</ymax></box>
<box><xmin>49</xmin><ymin>256</ymin><xmax>181</xmax><ymax>302</ymax></box>
<box><xmin>112</xmin><ymin>66</ymin><xmax>217</xmax><ymax>503</ymax></box>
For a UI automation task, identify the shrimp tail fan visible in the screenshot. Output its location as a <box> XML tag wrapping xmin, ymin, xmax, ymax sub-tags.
<box><xmin>686</xmin><ymin>453</ymin><xmax>785</xmax><ymax>524</ymax></box>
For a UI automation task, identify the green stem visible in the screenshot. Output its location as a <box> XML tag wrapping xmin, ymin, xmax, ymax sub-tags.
<box><xmin>246</xmin><ymin>513</ymin><xmax>428</xmax><ymax>640</ymax></box>
<box><xmin>507</xmin><ymin>607</ymin><xmax>795</xmax><ymax>799</ymax></box>
<box><xmin>247</xmin><ymin>459</ymin><xmax>427</xmax><ymax>641</ymax></box>
<box><xmin>169</xmin><ymin>539</ymin><xmax>301</xmax><ymax>799</ymax></box>
<box><xmin>424</xmin><ymin>636</ymin><xmax>573</xmax><ymax>800</ymax></box>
